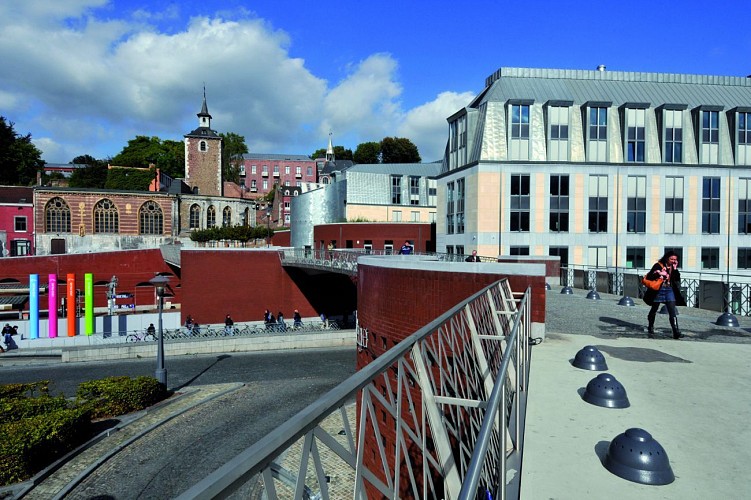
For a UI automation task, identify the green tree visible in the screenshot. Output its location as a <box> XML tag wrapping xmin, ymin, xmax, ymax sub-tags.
<box><xmin>310</xmin><ymin>145</ymin><xmax>353</xmax><ymax>161</ymax></box>
<box><xmin>0</xmin><ymin>116</ymin><xmax>45</xmax><ymax>186</ymax></box>
<box><xmin>68</xmin><ymin>155</ymin><xmax>108</xmax><ymax>188</ymax></box>
<box><xmin>219</xmin><ymin>132</ymin><xmax>248</xmax><ymax>183</ymax></box>
<box><xmin>380</xmin><ymin>137</ymin><xmax>421</xmax><ymax>164</ymax></box>
<box><xmin>353</xmin><ymin>141</ymin><xmax>381</xmax><ymax>164</ymax></box>
<box><xmin>104</xmin><ymin>167</ymin><xmax>156</xmax><ymax>191</ymax></box>
<box><xmin>110</xmin><ymin>136</ymin><xmax>184</xmax><ymax>179</ymax></box>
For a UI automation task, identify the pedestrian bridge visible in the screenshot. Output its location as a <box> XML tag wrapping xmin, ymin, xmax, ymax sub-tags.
<box><xmin>179</xmin><ymin>279</ymin><xmax>531</xmax><ymax>499</ymax></box>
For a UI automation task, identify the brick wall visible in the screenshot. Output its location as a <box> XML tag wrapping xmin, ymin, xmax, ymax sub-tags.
<box><xmin>314</xmin><ymin>223</ymin><xmax>436</xmax><ymax>252</ymax></box>
<box><xmin>185</xmin><ymin>137</ymin><xmax>222</xmax><ymax>196</ymax></box>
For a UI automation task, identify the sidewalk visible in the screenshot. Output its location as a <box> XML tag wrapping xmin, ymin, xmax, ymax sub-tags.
<box><xmin>521</xmin><ymin>287</ymin><xmax>751</xmax><ymax>498</ymax></box>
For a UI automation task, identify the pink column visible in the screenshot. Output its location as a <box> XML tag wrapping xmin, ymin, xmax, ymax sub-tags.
<box><xmin>48</xmin><ymin>274</ymin><xmax>58</xmax><ymax>338</ymax></box>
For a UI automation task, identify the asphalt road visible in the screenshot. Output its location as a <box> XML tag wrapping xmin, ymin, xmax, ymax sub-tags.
<box><xmin>1</xmin><ymin>348</ymin><xmax>357</xmax><ymax>499</ymax></box>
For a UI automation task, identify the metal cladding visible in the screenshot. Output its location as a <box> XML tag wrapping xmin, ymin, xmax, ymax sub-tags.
<box><xmin>573</xmin><ymin>345</ymin><xmax>608</xmax><ymax>371</ymax></box>
<box><xmin>604</xmin><ymin>428</ymin><xmax>675</xmax><ymax>485</ymax></box>
<box><xmin>582</xmin><ymin>373</ymin><xmax>630</xmax><ymax>408</ymax></box>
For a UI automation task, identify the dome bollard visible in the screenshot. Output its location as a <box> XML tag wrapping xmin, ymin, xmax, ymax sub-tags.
<box><xmin>604</xmin><ymin>428</ymin><xmax>675</xmax><ymax>485</ymax></box>
<box><xmin>582</xmin><ymin>373</ymin><xmax>630</xmax><ymax>408</ymax></box>
<box><xmin>572</xmin><ymin>345</ymin><xmax>608</xmax><ymax>371</ymax></box>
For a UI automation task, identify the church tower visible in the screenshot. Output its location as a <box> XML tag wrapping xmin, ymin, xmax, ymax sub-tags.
<box><xmin>326</xmin><ymin>132</ymin><xmax>335</xmax><ymax>162</ymax></box>
<box><xmin>184</xmin><ymin>89</ymin><xmax>222</xmax><ymax>196</ymax></box>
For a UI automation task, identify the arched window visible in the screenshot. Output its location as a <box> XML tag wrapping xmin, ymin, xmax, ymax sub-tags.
<box><xmin>199</xmin><ymin>141</ymin><xmax>207</xmax><ymax>152</ymax></box>
<box><xmin>139</xmin><ymin>200</ymin><xmax>163</xmax><ymax>235</ymax></box>
<box><xmin>94</xmin><ymin>198</ymin><xmax>119</xmax><ymax>233</ymax></box>
<box><xmin>243</xmin><ymin>207</ymin><xmax>249</xmax><ymax>226</ymax></box>
<box><xmin>45</xmin><ymin>197</ymin><xmax>71</xmax><ymax>233</ymax></box>
<box><xmin>207</xmin><ymin>205</ymin><xmax>216</xmax><ymax>228</ymax></box>
<box><xmin>222</xmin><ymin>206</ymin><xmax>232</xmax><ymax>227</ymax></box>
<box><xmin>189</xmin><ymin>204</ymin><xmax>201</xmax><ymax>229</ymax></box>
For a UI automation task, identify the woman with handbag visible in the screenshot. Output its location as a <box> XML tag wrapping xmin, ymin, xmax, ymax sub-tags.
<box><xmin>643</xmin><ymin>251</ymin><xmax>686</xmax><ymax>339</ymax></box>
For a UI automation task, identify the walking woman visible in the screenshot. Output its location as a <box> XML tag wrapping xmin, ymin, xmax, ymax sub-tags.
<box><xmin>644</xmin><ymin>251</ymin><xmax>686</xmax><ymax>339</ymax></box>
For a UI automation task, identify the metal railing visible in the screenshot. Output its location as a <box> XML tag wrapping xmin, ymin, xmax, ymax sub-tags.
<box><xmin>178</xmin><ymin>279</ymin><xmax>531</xmax><ymax>499</ymax></box>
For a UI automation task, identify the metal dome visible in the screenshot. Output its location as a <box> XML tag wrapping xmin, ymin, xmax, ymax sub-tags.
<box><xmin>604</xmin><ymin>428</ymin><xmax>675</xmax><ymax>485</ymax></box>
<box><xmin>572</xmin><ymin>345</ymin><xmax>608</xmax><ymax>371</ymax></box>
<box><xmin>582</xmin><ymin>373</ymin><xmax>630</xmax><ymax>408</ymax></box>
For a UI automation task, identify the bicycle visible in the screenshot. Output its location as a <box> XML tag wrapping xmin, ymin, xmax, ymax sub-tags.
<box><xmin>126</xmin><ymin>329</ymin><xmax>156</xmax><ymax>342</ymax></box>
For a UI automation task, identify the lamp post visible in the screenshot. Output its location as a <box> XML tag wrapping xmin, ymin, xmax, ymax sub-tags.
<box><xmin>266</xmin><ymin>206</ymin><xmax>272</xmax><ymax>247</ymax></box>
<box><xmin>150</xmin><ymin>275</ymin><xmax>170</xmax><ymax>387</ymax></box>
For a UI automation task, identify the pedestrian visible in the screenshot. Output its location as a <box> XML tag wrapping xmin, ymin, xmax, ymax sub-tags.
<box><xmin>264</xmin><ymin>309</ymin><xmax>272</xmax><ymax>330</ymax></box>
<box><xmin>224</xmin><ymin>313</ymin><xmax>234</xmax><ymax>335</ymax></box>
<box><xmin>293</xmin><ymin>309</ymin><xmax>303</xmax><ymax>329</ymax></box>
<box><xmin>277</xmin><ymin>311</ymin><xmax>286</xmax><ymax>331</ymax></box>
<box><xmin>184</xmin><ymin>315</ymin><xmax>194</xmax><ymax>334</ymax></box>
<box><xmin>147</xmin><ymin>323</ymin><xmax>156</xmax><ymax>336</ymax></box>
<box><xmin>399</xmin><ymin>241</ymin><xmax>413</xmax><ymax>255</ymax></box>
<box><xmin>2</xmin><ymin>324</ymin><xmax>18</xmax><ymax>351</ymax></box>
<box><xmin>320</xmin><ymin>313</ymin><xmax>328</xmax><ymax>329</ymax></box>
<box><xmin>465</xmin><ymin>250</ymin><xmax>481</xmax><ymax>262</ymax></box>
<box><xmin>643</xmin><ymin>251</ymin><xmax>686</xmax><ymax>339</ymax></box>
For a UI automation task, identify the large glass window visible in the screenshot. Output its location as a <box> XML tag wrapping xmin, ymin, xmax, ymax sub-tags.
<box><xmin>549</xmin><ymin>175</ymin><xmax>569</xmax><ymax>232</ymax></box>
<box><xmin>739</xmin><ymin>178</ymin><xmax>751</xmax><ymax>234</ymax></box>
<box><xmin>207</xmin><ymin>205</ymin><xmax>216</xmax><ymax>228</ymax></box>
<box><xmin>446</xmin><ymin>181</ymin><xmax>455</xmax><ymax>235</ymax></box>
<box><xmin>510</xmin><ymin>246</ymin><xmax>529</xmax><ymax>256</ymax></box>
<box><xmin>738</xmin><ymin>111</ymin><xmax>751</xmax><ymax>165</ymax></box>
<box><xmin>548</xmin><ymin>106</ymin><xmax>569</xmax><ymax>161</ymax></box>
<box><xmin>700</xmin><ymin>110</ymin><xmax>720</xmax><ymax>164</ymax></box>
<box><xmin>588</xmin><ymin>246</ymin><xmax>607</xmax><ymax>268</ymax></box>
<box><xmin>549</xmin><ymin>246</ymin><xmax>569</xmax><ymax>268</ymax></box>
<box><xmin>664</xmin><ymin>177</ymin><xmax>684</xmax><ymax>234</ymax></box>
<box><xmin>456</xmin><ymin>178</ymin><xmax>465</xmax><ymax>234</ymax></box>
<box><xmin>510</xmin><ymin>104</ymin><xmax>530</xmax><ymax>160</ymax></box>
<box><xmin>738</xmin><ymin>248</ymin><xmax>751</xmax><ymax>269</ymax></box>
<box><xmin>588</xmin><ymin>175</ymin><xmax>608</xmax><ymax>232</ymax></box>
<box><xmin>625</xmin><ymin>108</ymin><xmax>646</xmax><ymax>162</ymax></box>
<box><xmin>701</xmin><ymin>247</ymin><xmax>720</xmax><ymax>269</ymax></box>
<box><xmin>391</xmin><ymin>176</ymin><xmax>402</xmax><ymax>204</ymax></box>
<box><xmin>10</xmin><ymin>240</ymin><xmax>30</xmax><ymax>257</ymax></box>
<box><xmin>14</xmin><ymin>216</ymin><xmax>27</xmax><ymax>232</ymax></box>
<box><xmin>627</xmin><ymin>176</ymin><xmax>646</xmax><ymax>233</ymax></box>
<box><xmin>702</xmin><ymin>177</ymin><xmax>721</xmax><ymax>234</ymax></box>
<box><xmin>510</xmin><ymin>174</ymin><xmax>530</xmax><ymax>232</ymax></box>
<box><xmin>588</xmin><ymin>107</ymin><xmax>608</xmax><ymax>162</ymax></box>
<box><xmin>139</xmin><ymin>201</ymin><xmax>163</xmax><ymax>235</ymax></box>
<box><xmin>223</xmin><ymin>206</ymin><xmax>232</xmax><ymax>227</ymax></box>
<box><xmin>626</xmin><ymin>247</ymin><xmax>646</xmax><ymax>268</ymax></box>
<box><xmin>663</xmin><ymin>109</ymin><xmax>683</xmax><ymax>163</ymax></box>
<box><xmin>448</xmin><ymin>115</ymin><xmax>468</xmax><ymax>169</ymax></box>
<box><xmin>410</xmin><ymin>176</ymin><xmax>420</xmax><ymax>205</ymax></box>
<box><xmin>189</xmin><ymin>204</ymin><xmax>201</xmax><ymax>229</ymax></box>
<box><xmin>94</xmin><ymin>198</ymin><xmax>118</xmax><ymax>233</ymax></box>
<box><xmin>45</xmin><ymin>197</ymin><xmax>71</xmax><ymax>233</ymax></box>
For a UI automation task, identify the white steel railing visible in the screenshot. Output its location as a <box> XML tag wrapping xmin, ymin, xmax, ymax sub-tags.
<box><xmin>177</xmin><ymin>279</ymin><xmax>531</xmax><ymax>499</ymax></box>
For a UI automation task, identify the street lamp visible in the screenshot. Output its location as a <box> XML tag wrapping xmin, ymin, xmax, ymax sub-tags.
<box><xmin>266</xmin><ymin>206</ymin><xmax>272</xmax><ymax>247</ymax></box>
<box><xmin>150</xmin><ymin>275</ymin><xmax>170</xmax><ymax>387</ymax></box>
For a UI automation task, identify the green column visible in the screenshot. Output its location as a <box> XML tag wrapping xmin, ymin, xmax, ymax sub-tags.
<box><xmin>85</xmin><ymin>273</ymin><xmax>94</xmax><ymax>335</ymax></box>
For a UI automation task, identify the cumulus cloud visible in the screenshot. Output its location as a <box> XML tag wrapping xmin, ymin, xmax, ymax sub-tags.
<box><xmin>1</xmin><ymin>2</ymin><xmax>469</xmax><ymax>163</ymax></box>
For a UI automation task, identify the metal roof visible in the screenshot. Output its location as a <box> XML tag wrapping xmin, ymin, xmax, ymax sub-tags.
<box><xmin>477</xmin><ymin>67</ymin><xmax>751</xmax><ymax>109</ymax></box>
<box><xmin>0</xmin><ymin>186</ymin><xmax>34</xmax><ymax>204</ymax></box>
<box><xmin>242</xmin><ymin>153</ymin><xmax>312</xmax><ymax>161</ymax></box>
<box><xmin>0</xmin><ymin>295</ymin><xmax>28</xmax><ymax>306</ymax></box>
<box><xmin>347</xmin><ymin>162</ymin><xmax>442</xmax><ymax>177</ymax></box>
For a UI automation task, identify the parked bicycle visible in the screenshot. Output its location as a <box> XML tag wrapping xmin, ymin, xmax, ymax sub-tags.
<box><xmin>126</xmin><ymin>329</ymin><xmax>156</xmax><ymax>342</ymax></box>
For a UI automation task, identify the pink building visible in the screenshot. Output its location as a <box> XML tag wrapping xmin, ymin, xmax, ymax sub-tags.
<box><xmin>238</xmin><ymin>153</ymin><xmax>318</xmax><ymax>199</ymax></box>
<box><xmin>0</xmin><ymin>186</ymin><xmax>35</xmax><ymax>256</ymax></box>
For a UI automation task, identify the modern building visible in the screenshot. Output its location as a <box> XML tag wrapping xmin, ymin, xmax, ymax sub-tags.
<box><xmin>0</xmin><ymin>186</ymin><xmax>34</xmax><ymax>257</ymax></box>
<box><xmin>438</xmin><ymin>66</ymin><xmax>751</xmax><ymax>273</ymax></box>
<box><xmin>290</xmin><ymin>162</ymin><xmax>440</xmax><ymax>249</ymax></box>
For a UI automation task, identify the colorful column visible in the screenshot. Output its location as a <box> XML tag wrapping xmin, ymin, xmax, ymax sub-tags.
<box><xmin>84</xmin><ymin>273</ymin><xmax>94</xmax><ymax>335</ymax></box>
<box><xmin>48</xmin><ymin>274</ymin><xmax>58</xmax><ymax>338</ymax></box>
<box><xmin>67</xmin><ymin>274</ymin><xmax>76</xmax><ymax>337</ymax></box>
<box><xmin>29</xmin><ymin>274</ymin><xmax>39</xmax><ymax>339</ymax></box>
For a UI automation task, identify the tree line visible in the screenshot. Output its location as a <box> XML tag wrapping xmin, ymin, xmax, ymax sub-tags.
<box><xmin>1</xmin><ymin>115</ymin><xmax>422</xmax><ymax>190</ymax></box>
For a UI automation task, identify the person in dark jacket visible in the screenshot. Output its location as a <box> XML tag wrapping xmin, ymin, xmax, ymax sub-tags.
<box><xmin>465</xmin><ymin>250</ymin><xmax>481</xmax><ymax>262</ymax></box>
<box><xmin>643</xmin><ymin>251</ymin><xmax>686</xmax><ymax>339</ymax></box>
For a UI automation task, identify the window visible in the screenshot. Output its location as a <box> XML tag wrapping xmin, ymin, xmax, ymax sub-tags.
<box><xmin>296</xmin><ymin>181</ymin><xmax>301</xmax><ymax>187</ymax></box>
<box><xmin>364</xmin><ymin>241</ymin><xmax>372</xmax><ymax>254</ymax></box>
<box><xmin>738</xmin><ymin>248</ymin><xmax>751</xmax><ymax>269</ymax></box>
<box><xmin>663</xmin><ymin>109</ymin><xmax>683</xmax><ymax>163</ymax></box>
<box><xmin>549</xmin><ymin>175</ymin><xmax>569</xmax><ymax>232</ymax></box>
<box><xmin>588</xmin><ymin>175</ymin><xmax>608</xmax><ymax>232</ymax></box>
<box><xmin>428</xmin><ymin>212</ymin><xmax>436</xmax><ymax>223</ymax></box>
<box><xmin>411</xmin><ymin>211</ymin><xmax>420</xmax><ymax>222</ymax></box>
<box><xmin>139</xmin><ymin>201</ymin><xmax>163</xmax><ymax>235</ymax></box>
<box><xmin>510</xmin><ymin>104</ymin><xmax>530</xmax><ymax>160</ymax></box>
<box><xmin>243</xmin><ymin>208</ymin><xmax>249</xmax><ymax>226</ymax></box>
<box><xmin>199</xmin><ymin>141</ymin><xmax>207</xmax><ymax>152</ymax></box>
<box><xmin>296</xmin><ymin>166</ymin><xmax>302</xmax><ymax>176</ymax></box>
<box><xmin>700</xmin><ymin>109</ymin><xmax>720</xmax><ymax>164</ymax></box>
<box><xmin>627</xmin><ymin>176</ymin><xmax>646</xmax><ymax>233</ymax></box>
<box><xmin>273</xmin><ymin>165</ymin><xmax>279</xmax><ymax>175</ymax></box>
<box><xmin>738</xmin><ymin>111</ymin><xmax>751</xmax><ymax>165</ymax></box>
<box><xmin>391</xmin><ymin>176</ymin><xmax>402</xmax><ymax>204</ymax></box>
<box><xmin>262</xmin><ymin>165</ymin><xmax>268</xmax><ymax>175</ymax></box>
<box><xmin>94</xmin><ymin>198</ymin><xmax>118</xmax><ymax>233</ymax></box>
<box><xmin>446</xmin><ymin>181</ymin><xmax>455</xmax><ymax>235</ymax></box>
<box><xmin>510</xmin><ymin>246</ymin><xmax>529</xmax><ymax>256</ymax></box>
<box><xmin>510</xmin><ymin>174</ymin><xmax>530</xmax><ymax>231</ymax></box>
<box><xmin>45</xmin><ymin>197</ymin><xmax>71</xmax><ymax>233</ymax></box>
<box><xmin>739</xmin><ymin>178</ymin><xmax>751</xmax><ymax>234</ymax></box>
<box><xmin>10</xmin><ymin>240</ymin><xmax>30</xmax><ymax>257</ymax></box>
<box><xmin>384</xmin><ymin>241</ymin><xmax>394</xmax><ymax>255</ymax></box>
<box><xmin>448</xmin><ymin>115</ymin><xmax>468</xmax><ymax>169</ymax></box>
<box><xmin>251</xmin><ymin>165</ymin><xmax>257</xmax><ymax>174</ymax></box>
<box><xmin>223</xmin><ymin>206</ymin><xmax>231</xmax><ymax>227</ymax></box>
<box><xmin>307</xmin><ymin>166</ymin><xmax>313</xmax><ymax>176</ymax></box>
<box><xmin>588</xmin><ymin>106</ymin><xmax>608</xmax><ymax>162</ymax></box>
<box><xmin>549</xmin><ymin>246</ymin><xmax>569</xmax><ymax>268</ymax></box>
<box><xmin>664</xmin><ymin>177</ymin><xmax>684</xmax><ymax>234</ymax></box>
<box><xmin>262</xmin><ymin>180</ymin><xmax>268</xmax><ymax>190</ymax></box>
<box><xmin>446</xmin><ymin>245</ymin><xmax>454</xmax><ymax>255</ymax></box>
<box><xmin>207</xmin><ymin>205</ymin><xmax>216</xmax><ymax>228</ymax></box>
<box><xmin>284</xmin><ymin>181</ymin><xmax>290</xmax><ymax>186</ymax></box>
<box><xmin>701</xmin><ymin>247</ymin><xmax>720</xmax><ymax>269</ymax></box>
<box><xmin>284</xmin><ymin>201</ymin><xmax>290</xmax><ymax>209</ymax></box>
<box><xmin>588</xmin><ymin>246</ymin><xmax>607</xmax><ymax>268</ymax></box>
<box><xmin>189</xmin><ymin>204</ymin><xmax>201</xmax><ymax>229</ymax></box>
<box><xmin>428</xmin><ymin>185</ymin><xmax>437</xmax><ymax>206</ymax></box>
<box><xmin>410</xmin><ymin>176</ymin><xmax>420</xmax><ymax>205</ymax></box>
<box><xmin>392</xmin><ymin>210</ymin><xmax>402</xmax><ymax>222</ymax></box>
<box><xmin>251</xmin><ymin>180</ymin><xmax>257</xmax><ymax>189</ymax></box>
<box><xmin>548</xmin><ymin>106</ymin><xmax>569</xmax><ymax>161</ymax></box>
<box><xmin>14</xmin><ymin>216</ymin><xmax>27</xmax><ymax>232</ymax></box>
<box><xmin>456</xmin><ymin>178</ymin><xmax>465</xmax><ymax>234</ymax></box>
<box><xmin>626</xmin><ymin>247</ymin><xmax>645</xmax><ymax>269</ymax></box>
<box><xmin>702</xmin><ymin>177</ymin><xmax>721</xmax><ymax>234</ymax></box>
<box><xmin>285</xmin><ymin>166</ymin><xmax>290</xmax><ymax>175</ymax></box>
<box><xmin>625</xmin><ymin>108</ymin><xmax>646</xmax><ymax>162</ymax></box>
<box><xmin>455</xmin><ymin>245</ymin><xmax>464</xmax><ymax>255</ymax></box>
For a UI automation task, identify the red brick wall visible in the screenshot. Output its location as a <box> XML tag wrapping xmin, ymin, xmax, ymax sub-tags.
<box><xmin>314</xmin><ymin>223</ymin><xmax>435</xmax><ymax>252</ymax></box>
<box><xmin>185</xmin><ymin>137</ymin><xmax>222</xmax><ymax>196</ymax></box>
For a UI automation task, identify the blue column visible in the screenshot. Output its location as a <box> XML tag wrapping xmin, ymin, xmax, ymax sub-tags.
<box><xmin>29</xmin><ymin>274</ymin><xmax>39</xmax><ymax>339</ymax></box>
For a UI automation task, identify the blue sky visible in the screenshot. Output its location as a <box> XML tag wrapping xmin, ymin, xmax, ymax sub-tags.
<box><xmin>1</xmin><ymin>0</ymin><xmax>749</xmax><ymax>165</ymax></box>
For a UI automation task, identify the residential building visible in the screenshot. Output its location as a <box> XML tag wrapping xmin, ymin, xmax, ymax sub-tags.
<box><xmin>238</xmin><ymin>153</ymin><xmax>318</xmax><ymax>199</ymax></box>
<box><xmin>0</xmin><ymin>186</ymin><xmax>34</xmax><ymax>257</ymax></box>
<box><xmin>439</xmin><ymin>66</ymin><xmax>751</xmax><ymax>272</ymax></box>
